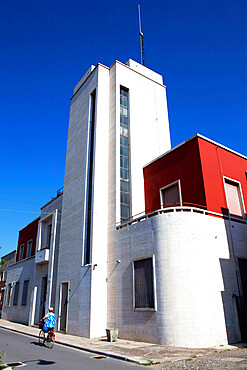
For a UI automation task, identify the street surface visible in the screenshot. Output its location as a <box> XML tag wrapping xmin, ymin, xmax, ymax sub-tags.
<box><xmin>0</xmin><ymin>328</ymin><xmax>143</xmax><ymax>369</ymax></box>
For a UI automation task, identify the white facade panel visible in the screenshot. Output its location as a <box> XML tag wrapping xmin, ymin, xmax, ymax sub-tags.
<box><xmin>112</xmin><ymin>211</ymin><xmax>246</xmax><ymax>347</ymax></box>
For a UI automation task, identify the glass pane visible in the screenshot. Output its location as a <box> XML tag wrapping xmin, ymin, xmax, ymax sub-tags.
<box><xmin>123</xmin><ymin>157</ymin><xmax>128</xmax><ymax>169</ymax></box>
<box><xmin>134</xmin><ymin>258</ymin><xmax>154</xmax><ymax>309</ymax></box>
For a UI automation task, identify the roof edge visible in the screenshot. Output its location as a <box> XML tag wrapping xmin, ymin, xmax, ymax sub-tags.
<box><xmin>144</xmin><ymin>133</ymin><xmax>247</xmax><ymax>168</ymax></box>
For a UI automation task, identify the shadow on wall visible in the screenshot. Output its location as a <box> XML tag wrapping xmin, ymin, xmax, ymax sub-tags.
<box><xmin>220</xmin><ymin>209</ymin><xmax>247</xmax><ymax>344</ymax></box>
<box><xmin>121</xmin><ymin>262</ymin><xmax>157</xmax><ymax>343</ymax></box>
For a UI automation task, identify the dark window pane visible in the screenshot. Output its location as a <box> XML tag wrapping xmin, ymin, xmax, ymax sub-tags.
<box><xmin>13</xmin><ymin>282</ymin><xmax>20</xmax><ymax>306</ymax></box>
<box><xmin>22</xmin><ymin>280</ymin><xmax>29</xmax><ymax>306</ymax></box>
<box><xmin>134</xmin><ymin>258</ymin><xmax>154</xmax><ymax>309</ymax></box>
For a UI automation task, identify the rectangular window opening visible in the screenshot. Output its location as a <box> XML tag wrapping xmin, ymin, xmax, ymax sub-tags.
<box><xmin>84</xmin><ymin>90</ymin><xmax>96</xmax><ymax>265</ymax></box>
<box><xmin>120</xmin><ymin>87</ymin><xmax>131</xmax><ymax>222</ymax></box>
<box><xmin>19</xmin><ymin>244</ymin><xmax>25</xmax><ymax>261</ymax></box>
<box><xmin>21</xmin><ymin>280</ymin><xmax>29</xmax><ymax>306</ymax></box>
<box><xmin>6</xmin><ymin>283</ymin><xmax>12</xmax><ymax>306</ymax></box>
<box><xmin>133</xmin><ymin>256</ymin><xmax>156</xmax><ymax>311</ymax></box>
<box><xmin>26</xmin><ymin>240</ymin><xmax>33</xmax><ymax>258</ymax></box>
<box><xmin>13</xmin><ymin>282</ymin><xmax>20</xmax><ymax>306</ymax></box>
<box><xmin>160</xmin><ymin>181</ymin><xmax>181</xmax><ymax>208</ymax></box>
<box><xmin>224</xmin><ymin>178</ymin><xmax>245</xmax><ymax>217</ymax></box>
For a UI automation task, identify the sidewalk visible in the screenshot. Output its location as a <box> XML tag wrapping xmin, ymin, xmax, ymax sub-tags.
<box><xmin>0</xmin><ymin>319</ymin><xmax>240</xmax><ymax>365</ymax></box>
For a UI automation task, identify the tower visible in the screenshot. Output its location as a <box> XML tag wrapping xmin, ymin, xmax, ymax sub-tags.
<box><xmin>56</xmin><ymin>59</ymin><xmax>171</xmax><ymax>337</ymax></box>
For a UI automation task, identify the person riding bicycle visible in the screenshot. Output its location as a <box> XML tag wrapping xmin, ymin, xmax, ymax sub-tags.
<box><xmin>42</xmin><ymin>307</ymin><xmax>56</xmax><ymax>336</ymax></box>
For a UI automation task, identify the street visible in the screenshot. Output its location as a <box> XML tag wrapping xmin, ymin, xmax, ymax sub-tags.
<box><xmin>0</xmin><ymin>328</ymin><xmax>143</xmax><ymax>369</ymax></box>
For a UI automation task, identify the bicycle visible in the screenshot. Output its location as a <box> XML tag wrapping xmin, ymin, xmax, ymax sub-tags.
<box><xmin>38</xmin><ymin>320</ymin><xmax>55</xmax><ymax>349</ymax></box>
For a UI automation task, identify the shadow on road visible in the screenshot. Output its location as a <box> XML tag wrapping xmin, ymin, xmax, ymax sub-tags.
<box><xmin>24</xmin><ymin>359</ymin><xmax>56</xmax><ymax>366</ymax></box>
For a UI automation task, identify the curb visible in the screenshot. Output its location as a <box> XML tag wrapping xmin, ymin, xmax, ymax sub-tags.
<box><xmin>0</xmin><ymin>325</ymin><xmax>145</xmax><ymax>365</ymax></box>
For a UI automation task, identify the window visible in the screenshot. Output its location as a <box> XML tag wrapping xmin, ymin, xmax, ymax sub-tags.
<box><xmin>47</xmin><ymin>224</ymin><xmax>52</xmax><ymax>249</ymax></box>
<box><xmin>21</xmin><ymin>280</ymin><xmax>29</xmax><ymax>306</ymax></box>
<box><xmin>160</xmin><ymin>180</ymin><xmax>181</xmax><ymax>208</ymax></box>
<box><xmin>120</xmin><ymin>87</ymin><xmax>131</xmax><ymax>221</ymax></box>
<box><xmin>26</xmin><ymin>240</ymin><xmax>33</xmax><ymax>258</ymax></box>
<box><xmin>19</xmin><ymin>244</ymin><xmax>25</xmax><ymax>260</ymax></box>
<box><xmin>13</xmin><ymin>282</ymin><xmax>20</xmax><ymax>306</ymax></box>
<box><xmin>224</xmin><ymin>178</ymin><xmax>245</xmax><ymax>217</ymax></box>
<box><xmin>6</xmin><ymin>283</ymin><xmax>12</xmax><ymax>306</ymax></box>
<box><xmin>133</xmin><ymin>256</ymin><xmax>156</xmax><ymax>310</ymax></box>
<box><xmin>84</xmin><ymin>90</ymin><xmax>96</xmax><ymax>265</ymax></box>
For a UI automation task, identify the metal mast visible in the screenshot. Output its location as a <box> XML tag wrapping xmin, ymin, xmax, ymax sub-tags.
<box><xmin>138</xmin><ymin>4</ymin><xmax>145</xmax><ymax>66</ymax></box>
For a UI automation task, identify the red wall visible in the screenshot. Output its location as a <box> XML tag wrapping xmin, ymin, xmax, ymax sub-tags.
<box><xmin>16</xmin><ymin>217</ymin><xmax>40</xmax><ymax>262</ymax></box>
<box><xmin>144</xmin><ymin>135</ymin><xmax>247</xmax><ymax>216</ymax></box>
<box><xmin>143</xmin><ymin>138</ymin><xmax>207</xmax><ymax>213</ymax></box>
<box><xmin>198</xmin><ymin>138</ymin><xmax>247</xmax><ymax>214</ymax></box>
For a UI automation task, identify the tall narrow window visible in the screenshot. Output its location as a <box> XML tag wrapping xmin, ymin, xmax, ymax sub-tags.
<box><xmin>26</xmin><ymin>240</ymin><xmax>33</xmax><ymax>258</ymax></box>
<box><xmin>19</xmin><ymin>244</ymin><xmax>24</xmax><ymax>261</ymax></box>
<box><xmin>21</xmin><ymin>280</ymin><xmax>29</xmax><ymax>306</ymax></box>
<box><xmin>133</xmin><ymin>257</ymin><xmax>156</xmax><ymax>310</ymax></box>
<box><xmin>120</xmin><ymin>87</ymin><xmax>130</xmax><ymax>222</ymax></box>
<box><xmin>84</xmin><ymin>90</ymin><xmax>96</xmax><ymax>265</ymax></box>
<box><xmin>13</xmin><ymin>282</ymin><xmax>20</xmax><ymax>306</ymax></box>
<box><xmin>6</xmin><ymin>283</ymin><xmax>12</xmax><ymax>306</ymax></box>
<box><xmin>224</xmin><ymin>178</ymin><xmax>244</xmax><ymax>217</ymax></box>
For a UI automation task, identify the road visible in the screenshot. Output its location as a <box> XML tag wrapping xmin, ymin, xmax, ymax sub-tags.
<box><xmin>0</xmin><ymin>328</ymin><xmax>143</xmax><ymax>369</ymax></box>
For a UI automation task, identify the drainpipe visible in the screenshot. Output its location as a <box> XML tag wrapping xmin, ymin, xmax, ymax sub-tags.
<box><xmin>216</xmin><ymin>146</ymin><xmax>241</xmax><ymax>295</ymax></box>
<box><xmin>46</xmin><ymin>209</ymin><xmax>58</xmax><ymax>311</ymax></box>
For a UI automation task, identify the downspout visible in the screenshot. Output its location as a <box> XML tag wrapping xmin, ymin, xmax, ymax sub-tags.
<box><xmin>46</xmin><ymin>209</ymin><xmax>58</xmax><ymax>311</ymax></box>
<box><xmin>216</xmin><ymin>146</ymin><xmax>242</xmax><ymax>340</ymax></box>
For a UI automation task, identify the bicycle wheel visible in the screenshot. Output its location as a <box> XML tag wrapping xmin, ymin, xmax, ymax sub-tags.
<box><xmin>46</xmin><ymin>332</ymin><xmax>54</xmax><ymax>349</ymax></box>
<box><xmin>39</xmin><ymin>330</ymin><xmax>45</xmax><ymax>345</ymax></box>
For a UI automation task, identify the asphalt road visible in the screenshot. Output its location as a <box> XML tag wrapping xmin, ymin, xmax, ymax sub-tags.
<box><xmin>0</xmin><ymin>328</ymin><xmax>143</xmax><ymax>369</ymax></box>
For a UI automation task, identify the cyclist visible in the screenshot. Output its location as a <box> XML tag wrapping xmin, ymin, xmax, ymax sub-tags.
<box><xmin>42</xmin><ymin>307</ymin><xmax>56</xmax><ymax>338</ymax></box>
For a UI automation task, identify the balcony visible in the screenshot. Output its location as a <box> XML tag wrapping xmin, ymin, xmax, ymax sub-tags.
<box><xmin>35</xmin><ymin>248</ymin><xmax>49</xmax><ymax>264</ymax></box>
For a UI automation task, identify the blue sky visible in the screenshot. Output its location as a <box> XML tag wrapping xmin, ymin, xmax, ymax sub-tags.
<box><xmin>0</xmin><ymin>0</ymin><xmax>246</xmax><ymax>257</ymax></box>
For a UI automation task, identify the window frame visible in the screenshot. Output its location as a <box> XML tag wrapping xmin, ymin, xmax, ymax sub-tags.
<box><xmin>13</xmin><ymin>281</ymin><xmax>20</xmax><ymax>306</ymax></box>
<box><xmin>159</xmin><ymin>179</ymin><xmax>182</xmax><ymax>208</ymax></box>
<box><xmin>120</xmin><ymin>86</ymin><xmax>131</xmax><ymax>223</ymax></box>
<box><xmin>132</xmin><ymin>254</ymin><xmax>157</xmax><ymax>312</ymax></box>
<box><xmin>6</xmin><ymin>282</ymin><xmax>13</xmax><ymax>306</ymax></box>
<box><xmin>26</xmin><ymin>239</ymin><xmax>33</xmax><ymax>258</ymax></box>
<box><xmin>223</xmin><ymin>176</ymin><xmax>245</xmax><ymax>217</ymax></box>
<box><xmin>21</xmin><ymin>280</ymin><xmax>29</xmax><ymax>306</ymax></box>
<box><xmin>19</xmin><ymin>244</ymin><xmax>25</xmax><ymax>261</ymax></box>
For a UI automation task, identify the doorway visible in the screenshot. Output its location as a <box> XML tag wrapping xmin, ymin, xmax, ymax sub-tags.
<box><xmin>39</xmin><ymin>276</ymin><xmax>47</xmax><ymax>321</ymax></box>
<box><xmin>59</xmin><ymin>282</ymin><xmax>69</xmax><ymax>332</ymax></box>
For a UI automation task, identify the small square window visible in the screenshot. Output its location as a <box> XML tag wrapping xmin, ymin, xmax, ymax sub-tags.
<box><xmin>160</xmin><ymin>181</ymin><xmax>181</xmax><ymax>208</ymax></box>
<box><xmin>133</xmin><ymin>256</ymin><xmax>156</xmax><ymax>311</ymax></box>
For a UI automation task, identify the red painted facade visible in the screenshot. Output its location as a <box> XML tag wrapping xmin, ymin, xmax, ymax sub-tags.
<box><xmin>16</xmin><ymin>217</ymin><xmax>40</xmax><ymax>262</ymax></box>
<box><xmin>143</xmin><ymin>135</ymin><xmax>247</xmax><ymax>216</ymax></box>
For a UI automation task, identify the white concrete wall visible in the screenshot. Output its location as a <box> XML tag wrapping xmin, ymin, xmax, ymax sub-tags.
<box><xmin>57</xmin><ymin>59</ymin><xmax>171</xmax><ymax>339</ymax></box>
<box><xmin>2</xmin><ymin>257</ymin><xmax>35</xmax><ymax>324</ymax></box>
<box><xmin>110</xmin><ymin>211</ymin><xmax>247</xmax><ymax>347</ymax></box>
<box><xmin>56</xmin><ymin>64</ymin><xmax>109</xmax><ymax>337</ymax></box>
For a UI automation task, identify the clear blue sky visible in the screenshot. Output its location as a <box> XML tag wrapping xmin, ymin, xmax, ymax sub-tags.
<box><xmin>1</xmin><ymin>0</ymin><xmax>246</xmax><ymax>257</ymax></box>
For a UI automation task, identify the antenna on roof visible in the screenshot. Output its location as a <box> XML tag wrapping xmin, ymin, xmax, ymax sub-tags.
<box><xmin>138</xmin><ymin>4</ymin><xmax>145</xmax><ymax>66</ymax></box>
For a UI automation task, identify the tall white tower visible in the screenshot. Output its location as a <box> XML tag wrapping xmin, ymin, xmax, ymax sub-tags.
<box><xmin>56</xmin><ymin>59</ymin><xmax>171</xmax><ymax>338</ymax></box>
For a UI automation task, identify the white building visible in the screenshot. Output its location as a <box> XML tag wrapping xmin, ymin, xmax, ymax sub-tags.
<box><xmin>55</xmin><ymin>59</ymin><xmax>171</xmax><ymax>338</ymax></box>
<box><xmin>3</xmin><ymin>59</ymin><xmax>247</xmax><ymax>349</ymax></box>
